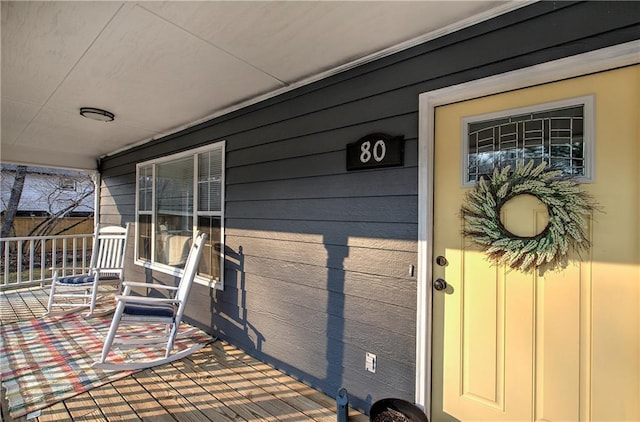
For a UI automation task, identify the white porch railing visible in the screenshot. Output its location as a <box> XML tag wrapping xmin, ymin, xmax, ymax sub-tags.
<box><xmin>0</xmin><ymin>233</ymin><xmax>94</xmax><ymax>290</ymax></box>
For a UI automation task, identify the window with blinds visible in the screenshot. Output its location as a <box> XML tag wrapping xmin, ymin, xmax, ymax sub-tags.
<box><xmin>462</xmin><ymin>96</ymin><xmax>594</xmax><ymax>186</ymax></box>
<box><xmin>135</xmin><ymin>141</ymin><xmax>225</xmax><ymax>287</ymax></box>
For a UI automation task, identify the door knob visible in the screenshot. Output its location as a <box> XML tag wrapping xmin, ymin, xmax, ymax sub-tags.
<box><xmin>433</xmin><ymin>278</ymin><xmax>448</xmax><ymax>291</ymax></box>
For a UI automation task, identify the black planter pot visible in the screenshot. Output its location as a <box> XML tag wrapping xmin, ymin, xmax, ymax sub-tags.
<box><xmin>369</xmin><ymin>398</ymin><xmax>428</xmax><ymax>422</ymax></box>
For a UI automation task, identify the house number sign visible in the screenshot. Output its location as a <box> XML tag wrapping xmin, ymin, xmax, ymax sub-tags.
<box><xmin>346</xmin><ymin>133</ymin><xmax>404</xmax><ymax>171</ymax></box>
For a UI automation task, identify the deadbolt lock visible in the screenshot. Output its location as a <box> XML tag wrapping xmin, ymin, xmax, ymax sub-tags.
<box><xmin>435</xmin><ymin>255</ymin><xmax>448</xmax><ymax>266</ymax></box>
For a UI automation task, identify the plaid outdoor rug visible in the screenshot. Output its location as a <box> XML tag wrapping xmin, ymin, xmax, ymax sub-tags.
<box><xmin>0</xmin><ymin>314</ymin><xmax>213</xmax><ymax>418</ymax></box>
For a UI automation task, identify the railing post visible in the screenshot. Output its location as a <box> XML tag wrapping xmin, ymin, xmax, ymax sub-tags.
<box><xmin>17</xmin><ymin>239</ymin><xmax>23</xmax><ymax>284</ymax></box>
<box><xmin>29</xmin><ymin>239</ymin><xmax>36</xmax><ymax>287</ymax></box>
<box><xmin>72</xmin><ymin>237</ymin><xmax>78</xmax><ymax>276</ymax></box>
<box><xmin>52</xmin><ymin>238</ymin><xmax>57</xmax><ymax>280</ymax></box>
<box><xmin>62</xmin><ymin>238</ymin><xmax>68</xmax><ymax>277</ymax></box>
<box><xmin>40</xmin><ymin>239</ymin><xmax>46</xmax><ymax>283</ymax></box>
<box><xmin>3</xmin><ymin>240</ymin><xmax>9</xmax><ymax>285</ymax></box>
<box><xmin>83</xmin><ymin>237</ymin><xmax>86</xmax><ymax>271</ymax></box>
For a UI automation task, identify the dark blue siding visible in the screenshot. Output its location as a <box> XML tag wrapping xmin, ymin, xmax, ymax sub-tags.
<box><xmin>98</xmin><ymin>1</ymin><xmax>640</xmax><ymax>413</ymax></box>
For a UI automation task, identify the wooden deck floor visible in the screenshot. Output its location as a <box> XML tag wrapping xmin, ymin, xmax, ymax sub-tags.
<box><xmin>0</xmin><ymin>288</ymin><xmax>367</xmax><ymax>422</ymax></box>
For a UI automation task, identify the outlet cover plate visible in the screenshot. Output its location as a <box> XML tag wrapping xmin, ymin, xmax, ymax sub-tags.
<box><xmin>365</xmin><ymin>352</ymin><xmax>376</xmax><ymax>373</ymax></box>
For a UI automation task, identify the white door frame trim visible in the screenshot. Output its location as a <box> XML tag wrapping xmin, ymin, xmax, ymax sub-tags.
<box><xmin>415</xmin><ymin>40</ymin><xmax>639</xmax><ymax>417</ymax></box>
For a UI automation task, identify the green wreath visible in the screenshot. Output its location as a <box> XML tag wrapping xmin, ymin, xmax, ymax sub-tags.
<box><xmin>461</xmin><ymin>160</ymin><xmax>596</xmax><ymax>272</ymax></box>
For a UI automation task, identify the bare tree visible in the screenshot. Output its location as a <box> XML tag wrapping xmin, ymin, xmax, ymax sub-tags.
<box><xmin>0</xmin><ymin>165</ymin><xmax>28</xmax><ymax>255</ymax></box>
<box><xmin>26</xmin><ymin>171</ymin><xmax>95</xmax><ymax>238</ymax></box>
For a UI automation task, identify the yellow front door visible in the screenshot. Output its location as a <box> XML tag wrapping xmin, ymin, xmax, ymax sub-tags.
<box><xmin>431</xmin><ymin>66</ymin><xmax>639</xmax><ymax>421</ymax></box>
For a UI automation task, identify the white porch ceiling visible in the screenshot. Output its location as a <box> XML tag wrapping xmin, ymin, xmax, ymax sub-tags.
<box><xmin>1</xmin><ymin>1</ymin><xmax>517</xmax><ymax>170</ymax></box>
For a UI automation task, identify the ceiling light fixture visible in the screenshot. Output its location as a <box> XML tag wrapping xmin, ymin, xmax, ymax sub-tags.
<box><xmin>80</xmin><ymin>107</ymin><xmax>114</xmax><ymax>122</ymax></box>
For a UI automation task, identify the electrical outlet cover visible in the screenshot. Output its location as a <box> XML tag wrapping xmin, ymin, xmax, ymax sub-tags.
<box><xmin>365</xmin><ymin>352</ymin><xmax>377</xmax><ymax>373</ymax></box>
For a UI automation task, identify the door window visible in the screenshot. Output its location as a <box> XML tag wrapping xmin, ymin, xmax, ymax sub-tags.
<box><xmin>462</xmin><ymin>96</ymin><xmax>594</xmax><ymax>185</ymax></box>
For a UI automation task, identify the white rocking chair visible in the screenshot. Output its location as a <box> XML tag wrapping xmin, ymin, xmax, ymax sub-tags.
<box><xmin>46</xmin><ymin>224</ymin><xmax>129</xmax><ymax>318</ymax></box>
<box><xmin>93</xmin><ymin>231</ymin><xmax>207</xmax><ymax>371</ymax></box>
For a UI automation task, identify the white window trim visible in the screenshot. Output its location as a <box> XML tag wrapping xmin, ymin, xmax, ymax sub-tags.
<box><xmin>59</xmin><ymin>177</ymin><xmax>77</xmax><ymax>191</ymax></box>
<box><xmin>416</xmin><ymin>41</ymin><xmax>639</xmax><ymax>418</ymax></box>
<box><xmin>135</xmin><ymin>141</ymin><xmax>225</xmax><ymax>290</ymax></box>
<box><xmin>460</xmin><ymin>95</ymin><xmax>595</xmax><ymax>187</ymax></box>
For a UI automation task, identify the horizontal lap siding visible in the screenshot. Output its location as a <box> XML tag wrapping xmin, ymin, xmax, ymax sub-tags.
<box><xmin>217</xmin><ymin>108</ymin><xmax>420</xmax><ymax>405</ymax></box>
<box><xmin>98</xmin><ymin>1</ymin><xmax>640</xmax><ymax>413</ymax></box>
